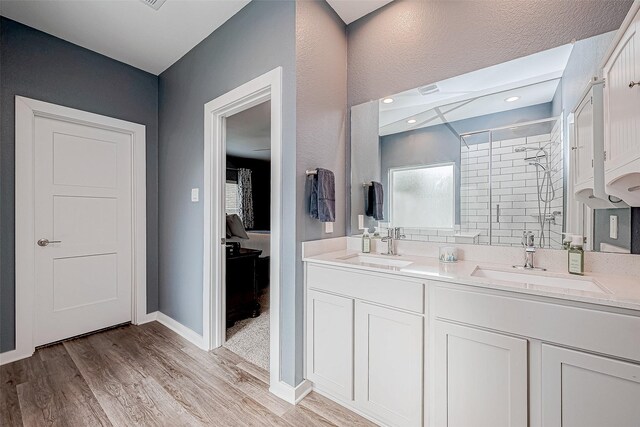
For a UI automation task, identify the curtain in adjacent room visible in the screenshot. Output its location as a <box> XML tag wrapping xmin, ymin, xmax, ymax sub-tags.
<box><xmin>237</xmin><ymin>168</ymin><xmax>254</xmax><ymax>229</ymax></box>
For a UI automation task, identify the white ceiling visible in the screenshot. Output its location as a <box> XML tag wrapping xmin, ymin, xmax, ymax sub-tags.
<box><xmin>326</xmin><ymin>0</ymin><xmax>393</xmax><ymax>24</ymax></box>
<box><xmin>0</xmin><ymin>0</ymin><xmax>393</xmax><ymax>75</ymax></box>
<box><xmin>379</xmin><ymin>43</ymin><xmax>574</xmax><ymax>136</ymax></box>
<box><xmin>226</xmin><ymin>100</ymin><xmax>271</xmax><ymax>161</ymax></box>
<box><xmin>0</xmin><ymin>0</ymin><xmax>250</xmax><ymax>75</ymax></box>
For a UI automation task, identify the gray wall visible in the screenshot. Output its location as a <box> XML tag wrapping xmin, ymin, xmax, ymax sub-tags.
<box><xmin>347</xmin><ymin>0</ymin><xmax>632</xmax><ymax>107</ymax></box>
<box><xmin>295</xmin><ymin>0</ymin><xmax>347</xmax><ymax>385</ymax></box>
<box><xmin>350</xmin><ymin>101</ymin><xmax>380</xmax><ymax>234</ymax></box>
<box><xmin>0</xmin><ymin>17</ymin><xmax>159</xmax><ymax>353</ymax></box>
<box><xmin>594</xmin><ymin>208</ymin><xmax>631</xmax><ymax>252</ymax></box>
<box><xmin>157</xmin><ymin>0</ymin><xmax>299</xmax><ymax>385</ymax></box>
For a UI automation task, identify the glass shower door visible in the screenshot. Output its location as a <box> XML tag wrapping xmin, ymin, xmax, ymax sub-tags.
<box><xmin>459</xmin><ymin>131</ymin><xmax>491</xmax><ymax>245</ymax></box>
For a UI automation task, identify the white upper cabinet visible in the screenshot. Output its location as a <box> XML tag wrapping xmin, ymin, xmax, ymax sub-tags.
<box><xmin>574</xmin><ymin>86</ymin><xmax>596</xmax><ymax>188</ymax></box>
<box><xmin>573</xmin><ymin>80</ymin><xmax>625</xmax><ymax>208</ymax></box>
<box><xmin>603</xmin><ymin>5</ymin><xmax>640</xmax><ymax>205</ymax></box>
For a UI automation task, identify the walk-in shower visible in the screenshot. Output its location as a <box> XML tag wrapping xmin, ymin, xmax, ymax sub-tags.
<box><xmin>459</xmin><ymin>117</ymin><xmax>563</xmax><ymax>248</ymax></box>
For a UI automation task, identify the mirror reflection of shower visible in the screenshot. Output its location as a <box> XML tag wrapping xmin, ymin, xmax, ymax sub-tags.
<box><xmin>459</xmin><ymin>117</ymin><xmax>563</xmax><ymax>249</ymax></box>
<box><xmin>514</xmin><ymin>144</ymin><xmax>557</xmax><ymax>247</ymax></box>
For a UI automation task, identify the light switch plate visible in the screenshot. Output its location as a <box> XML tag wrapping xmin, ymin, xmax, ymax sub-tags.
<box><xmin>191</xmin><ymin>188</ymin><xmax>199</xmax><ymax>202</ymax></box>
<box><xmin>358</xmin><ymin>214</ymin><xmax>364</xmax><ymax>230</ymax></box>
<box><xmin>610</xmin><ymin>215</ymin><xmax>618</xmax><ymax>239</ymax></box>
<box><xmin>325</xmin><ymin>222</ymin><xmax>334</xmax><ymax>233</ymax></box>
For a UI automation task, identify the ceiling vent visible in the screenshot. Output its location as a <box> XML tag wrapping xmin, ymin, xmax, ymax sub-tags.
<box><xmin>140</xmin><ymin>0</ymin><xmax>168</xmax><ymax>11</ymax></box>
<box><xmin>418</xmin><ymin>84</ymin><xmax>440</xmax><ymax>96</ymax></box>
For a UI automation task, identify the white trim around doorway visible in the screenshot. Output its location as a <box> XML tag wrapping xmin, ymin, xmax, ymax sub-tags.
<box><xmin>203</xmin><ymin>67</ymin><xmax>284</xmax><ymax>397</ymax></box>
<box><xmin>3</xmin><ymin>96</ymin><xmax>148</xmax><ymax>366</ymax></box>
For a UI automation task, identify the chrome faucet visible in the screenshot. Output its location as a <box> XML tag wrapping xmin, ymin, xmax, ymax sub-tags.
<box><xmin>515</xmin><ymin>231</ymin><xmax>546</xmax><ymax>271</ymax></box>
<box><xmin>380</xmin><ymin>227</ymin><xmax>405</xmax><ymax>255</ymax></box>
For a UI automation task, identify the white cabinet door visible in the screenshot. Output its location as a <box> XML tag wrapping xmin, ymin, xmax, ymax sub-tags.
<box><xmin>604</xmin><ymin>19</ymin><xmax>640</xmax><ymax>173</ymax></box>
<box><xmin>541</xmin><ymin>344</ymin><xmax>640</xmax><ymax>427</ymax></box>
<box><xmin>355</xmin><ymin>301</ymin><xmax>423</xmax><ymax>427</ymax></box>
<box><xmin>306</xmin><ymin>290</ymin><xmax>354</xmax><ymax>400</ymax></box>
<box><xmin>433</xmin><ymin>320</ymin><xmax>528</xmax><ymax>427</ymax></box>
<box><xmin>574</xmin><ymin>92</ymin><xmax>595</xmax><ymax>187</ymax></box>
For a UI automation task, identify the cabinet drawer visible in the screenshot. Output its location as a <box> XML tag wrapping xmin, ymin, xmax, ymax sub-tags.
<box><xmin>432</xmin><ymin>284</ymin><xmax>640</xmax><ymax>362</ymax></box>
<box><xmin>306</xmin><ymin>263</ymin><xmax>425</xmax><ymax>313</ymax></box>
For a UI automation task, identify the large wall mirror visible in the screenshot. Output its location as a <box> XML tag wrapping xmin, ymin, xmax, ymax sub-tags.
<box><xmin>350</xmin><ymin>29</ymin><xmax>639</xmax><ymax>254</ymax></box>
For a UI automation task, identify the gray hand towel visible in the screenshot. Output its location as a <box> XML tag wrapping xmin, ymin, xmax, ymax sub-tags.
<box><xmin>308</xmin><ymin>168</ymin><xmax>335</xmax><ymax>222</ymax></box>
<box><xmin>366</xmin><ymin>181</ymin><xmax>384</xmax><ymax>220</ymax></box>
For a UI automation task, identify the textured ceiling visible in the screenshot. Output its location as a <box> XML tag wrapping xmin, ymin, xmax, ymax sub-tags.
<box><xmin>347</xmin><ymin>0</ymin><xmax>633</xmax><ymax>106</ymax></box>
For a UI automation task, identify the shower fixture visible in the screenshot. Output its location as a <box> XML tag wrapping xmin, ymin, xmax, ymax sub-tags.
<box><xmin>518</xmin><ymin>143</ymin><xmax>556</xmax><ymax>247</ymax></box>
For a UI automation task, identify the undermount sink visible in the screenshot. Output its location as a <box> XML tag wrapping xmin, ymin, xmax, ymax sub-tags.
<box><xmin>339</xmin><ymin>254</ymin><xmax>414</xmax><ymax>268</ymax></box>
<box><xmin>471</xmin><ymin>267</ymin><xmax>610</xmax><ymax>294</ymax></box>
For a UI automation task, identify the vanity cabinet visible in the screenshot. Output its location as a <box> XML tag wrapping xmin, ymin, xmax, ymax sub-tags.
<box><xmin>431</xmin><ymin>283</ymin><xmax>640</xmax><ymax>427</ymax></box>
<box><xmin>541</xmin><ymin>344</ymin><xmax>640</xmax><ymax>427</ymax></box>
<box><xmin>305</xmin><ymin>264</ymin><xmax>425</xmax><ymax>426</ymax></box>
<box><xmin>602</xmin><ymin>5</ymin><xmax>640</xmax><ymax>205</ymax></box>
<box><xmin>433</xmin><ymin>321</ymin><xmax>528</xmax><ymax>427</ymax></box>
<box><xmin>304</xmin><ymin>259</ymin><xmax>640</xmax><ymax>427</ymax></box>
<box><xmin>355</xmin><ymin>302</ymin><xmax>423</xmax><ymax>427</ymax></box>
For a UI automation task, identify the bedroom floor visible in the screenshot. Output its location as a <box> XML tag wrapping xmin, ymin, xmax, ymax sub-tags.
<box><xmin>224</xmin><ymin>287</ymin><xmax>270</xmax><ymax>371</ymax></box>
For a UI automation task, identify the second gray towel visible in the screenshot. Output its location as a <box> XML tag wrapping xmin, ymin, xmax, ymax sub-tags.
<box><xmin>366</xmin><ymin>181</ymin><xmax>384</xmax><ymax>220</ymax></box>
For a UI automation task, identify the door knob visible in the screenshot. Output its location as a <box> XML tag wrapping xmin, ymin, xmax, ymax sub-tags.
<box><xmin>629</xmin><ymin>81</ymin><xmax>640</xmax><ymax>88</ymax></box>
<box><xmin>37</xmin><ymin>238</ymin><xmax>61</xmax><ymax>247</ymax></box>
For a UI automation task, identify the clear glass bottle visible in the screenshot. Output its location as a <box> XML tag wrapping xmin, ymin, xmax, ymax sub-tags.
<box><xmin>568</xmin><ymin>235</ymin><xmax>584</xmax><ymax>275</ymax></box>
<box><xmin>362</xmin><ymin>231</ymin><xmax>371</xmax><ymax>254</ymax></box>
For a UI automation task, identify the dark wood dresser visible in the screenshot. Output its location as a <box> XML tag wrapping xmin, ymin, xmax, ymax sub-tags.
<box><xmin>226</xmin><ymin>248</ymin><xmax>262</xmax><ymax>326</ymax></box>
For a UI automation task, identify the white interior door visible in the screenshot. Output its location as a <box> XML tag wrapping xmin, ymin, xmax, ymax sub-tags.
<box><xmin>33</xmin><ymin>115</ymin><xmax>133</xmax><ymax>346</ymax></box>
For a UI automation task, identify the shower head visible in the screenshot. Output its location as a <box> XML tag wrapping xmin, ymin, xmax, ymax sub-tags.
<box><xmin>514</xmin><ymin>146</ymin><xmax>529</xmax><ymax>152</ymax></box>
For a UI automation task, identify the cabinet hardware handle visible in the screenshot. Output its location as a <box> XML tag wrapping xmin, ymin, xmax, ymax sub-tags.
<box><xmin>629</xmin><ymin>81</ymin><xmax>640</xmax><ymax>88</ymax></box>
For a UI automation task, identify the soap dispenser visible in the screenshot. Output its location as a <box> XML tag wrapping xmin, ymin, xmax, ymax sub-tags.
<box><xmin>362</xmin><ymin>230</ymin><xmax>371</xmax><ymax>254</ymax></box>
<box><xmin>568</xmin><ymin>235</ymin><xmax>584</xmax><ymax>275</ymax></box>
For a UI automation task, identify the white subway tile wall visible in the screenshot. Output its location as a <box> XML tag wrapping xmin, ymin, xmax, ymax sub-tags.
<box><xmin>459</xmin><ymin>120</ymin><xmax>563</xmax><ymax>249</ymax></box>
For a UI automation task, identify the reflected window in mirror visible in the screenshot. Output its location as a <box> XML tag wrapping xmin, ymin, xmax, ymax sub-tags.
<box><xmin>389</xmin><ymin>163</ymin><xmax>455</xmax><ymax>229</ymax></box>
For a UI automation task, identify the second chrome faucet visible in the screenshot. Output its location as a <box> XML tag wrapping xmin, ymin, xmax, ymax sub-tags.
<box><xmin>381</xmin><ymin>227</ymin><xmax>405</xmax><ymax>256</ymax></box>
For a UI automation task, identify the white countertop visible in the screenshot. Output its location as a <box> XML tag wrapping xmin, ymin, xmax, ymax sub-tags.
<box><xmin>303</xmin><ymin>249</ymin><xmax>640</xmax><ymax>312</ymax></box>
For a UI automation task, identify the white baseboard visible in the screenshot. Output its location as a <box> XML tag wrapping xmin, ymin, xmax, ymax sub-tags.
<box><xmin>155</xmin><ymin>312</ymin><xmax>207</xmax><ymax>350</ymax></box>
<box><xmin>1</xmin><ymin>311</ymin><xmax>203</xmax><ymax>366</ymax></box>
<box><xmin>0</xmin><ymin>348</ymin><xmax>34</xmax><ymax>366</ymax></box>
<box><xmin>269</xmin><ymin>379</ymin><xmax>313</xmax><ymax>404</ymax></box>
<box><xmin>136</xmin><ymin>311</ymin><xmax>158</xmax><ymax>325</ymax></box>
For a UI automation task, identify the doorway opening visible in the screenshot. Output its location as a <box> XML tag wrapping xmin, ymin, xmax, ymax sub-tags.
<box><xmin>203</xmin><ymin>68</ymin><xmax>283</xmax><ymax>394</ymax></box>
<box><xmin>222</xmin><ymin>100</ymin><xmax>271</xmax><ymax>371</ymax></box>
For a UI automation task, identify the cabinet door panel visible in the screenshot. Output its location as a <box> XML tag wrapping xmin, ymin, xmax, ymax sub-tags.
<box><xmin>575</xmin><ymin>93</ymin><xmax>595</xmax><ymax>186</ymax></box>
<box><xmin>306</xmin><ymin>290</ymin><xmax>354</xmax><ymax>400</ymax></box>
<box><xmin>434</xmin><ymin>321</ymin><xmax>528</xmax><ymax>427</ymax></box>
<box><xmin>541</xmin><ymin>344</ymin><xmax>640</xmax><ymax>427</ymax></box>
<box><xmin>355</xmin><ymin>302</ymin><xmax>423</xmax><ymax>427</ymax></box>
<box><xmin>604</xmin><ymin>20</ymin><xmax>640</xmax><ymax>172</ymax></box>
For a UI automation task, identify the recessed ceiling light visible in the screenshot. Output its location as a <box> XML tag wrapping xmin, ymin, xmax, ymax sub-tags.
<box><xmin>407</xmin><ymin>119</ymin><xmax>417</xmax><ymax>124</ymax></box>
<box><xmin>505</xmin><ymin>96</ymin><xmax>520</xmax><ymax>102</ymax></box>
<box><xmin>382</xmin><ymin>98</ymin><xmax>394</xmax><ymax>104</ymax></box>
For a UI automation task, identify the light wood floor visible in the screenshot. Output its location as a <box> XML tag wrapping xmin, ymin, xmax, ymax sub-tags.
<box><xmin>1</xmin><ymin>322</ymin><xmax>377</xmax><ymax>426</ymax></box>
